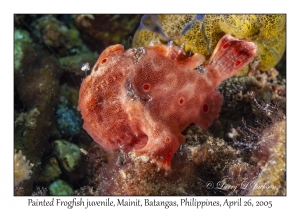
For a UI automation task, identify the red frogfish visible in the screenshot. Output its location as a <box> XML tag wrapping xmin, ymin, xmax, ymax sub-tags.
<box><xmin>78</xmin><ymin>34</ymin><xmax>257</xmax><ymax>170</ymax></box>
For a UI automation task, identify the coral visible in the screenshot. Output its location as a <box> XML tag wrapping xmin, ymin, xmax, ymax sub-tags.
<box><xmin>218</xmin><ymin>15</ymin><xmax>286</xmax><ymax>41</ymax></box>
<box><xmin>14</xmin><ymin>32</ymin><xmax>63</xmax><ymax>194</ymax></box>
<box><xmin>14</xmin><ymin>29</ymin><xmax>32</xmax><ymax>70</ymax></box>
<box><xmin>224</xmin><ymin>93</ymin><xmax>286</xmax><ymax>195</ymax></box>
<box><xmin>74</xmin><ymin>14</ymin><xmax>141</xmax><ymax>51</ymax></box>
<box><xmin>74</xmin><ymin>125</ymin><xmax>261</xmax><ymax>196</ymax></box>
<box><xmin>254</xmin><ymin>30</ymin><xmax>286</xmax><ymax>71</ymax></box>
<box><xmin>14</xmin><ymin>150</ymin><xmax>34</xmax><ymax>187</ymax></box>
<box><xmin>49</xmin><ymin>179</ymin><xmax>74</xmax><ymax>196</ymax></box>
<box><xmin>210</xmin><ymin>65</ymin><xmax>286</xmax><ymax>140</ymax></box>
<box><xmin>76</xmin><ymin>143</ymin><xmax>202</xmax><ymax>195</ymax></box>
<box><xmin>31</xmin><ymin>15</ymin><xmax>83</xmax><ymax>56</ymax></box>
<box><xmin>14</xmin><ymin>43</ymin><xmax>62</xmax><ymax>112</ymax></box>
<box><xmin>247</xmin><ymin>120</ymin><xmax>286</xmax><ymax>195</ymax></box>
<box><xmin>183</xmin><ymin>14</ymin><xmax>223</xmax><ymax>56</ymax></box>
<box><xmin>133</xmin><ymin>14</ymin><xmax>286</xmax><ymax>71</ymax></box>
<box><xmin>32</xmin><ymin>186</ymin><xmax>48</xmax><ymax>196</ymax></box>
<box><xmin>78</xmin><ymin>34</ymin><xmax>257</xmax><ymax>170</ymax></box>
<box><xmin>132</xmin><ymin>15</ymin><xmax>214</xmax><ymax>56</ymax></box>
<box><xmin>59</xmin><ymin>83</ymin><xmax>80</xmax><ymax>110</ymax></box>
<box><xmin>59</xmin><ymin>52</ymin><xmax>98</xmax><ymax>76</ymax></box>
<box><xmin>56</xmin><ymin>100</ymin><xmax>81</xmax><ymax>136</ymax></box>
<box><xmin>219</xmin><ymin>76</ymin><xmax>261</xmax><ymax>109</ymax></box>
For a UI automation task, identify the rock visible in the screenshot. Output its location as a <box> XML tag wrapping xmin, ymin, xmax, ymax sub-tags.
<box><xmin>49</xmin><ymin>179</ymin><xmax>74</xmax><ymax>196</ymax></box>
<box><xmin>52</xmin><ymin>140</ymin><xmax>81</xmax><ymax>173</ymax></box>
<box><xmin>38</xmin><ymin>157</ymin><xmax>62</xmax><ymax>182</ymax></box>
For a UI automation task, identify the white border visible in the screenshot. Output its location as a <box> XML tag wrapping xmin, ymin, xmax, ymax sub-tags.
<box><xmin>3</xmin><ymin>1</ymin><xmax>298</xmax><ymax>209</ymax></box>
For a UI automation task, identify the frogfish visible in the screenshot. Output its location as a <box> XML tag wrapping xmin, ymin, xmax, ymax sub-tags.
<box><xmin>78</xmin><ymin>34</ymin><xmax>257</xmax><ymax>170</ymax></box>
